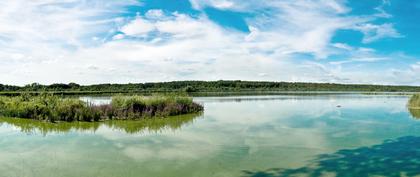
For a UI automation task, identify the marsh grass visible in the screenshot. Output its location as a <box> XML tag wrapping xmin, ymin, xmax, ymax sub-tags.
<box><xmin>110</xmin><ymin>95</ymin><xmax>202</xmax><ymax>119</ymax></box>
<box><xmin>0</xmin><ymin>93</ymin><xmax>203</xmax><ymax>122</ymax></box>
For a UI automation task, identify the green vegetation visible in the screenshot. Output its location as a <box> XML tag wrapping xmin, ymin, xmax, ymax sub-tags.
<box><xmin>109</xmin><ymin>95</ymin><xmax>203</xmax><ymax>119</ymax></box>
<box><xmin>0</xmin><ymin>113</ymin><xmax>201</xmax><ymax>135</ymax></box>
<box><xmin>0</xmin><ymin>94</ymin><xmax>203</xmax><ymax>122</ymax></box>
<box><xmin>408</xmin><ymin>94</ymin><xmax>420</xmax><ymax>119</ymax></box>
<box><xmin>1</xmin><ymin>80</ymin><xmax>420</xmax><ymax>95</ymax></box>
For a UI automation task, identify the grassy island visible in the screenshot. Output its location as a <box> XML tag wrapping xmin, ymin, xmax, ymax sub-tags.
<box><xmin>0</xmin><ymin>94</ymin><xmax>203</xmax><ymax>122</ymax></box>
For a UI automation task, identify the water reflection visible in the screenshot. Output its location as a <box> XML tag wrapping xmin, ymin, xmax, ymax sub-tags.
<box><xmin>0</xmin><ymin>113</ymin><xmax>202</xmax><ymax>136</ymax></box>
<box><xmin>79</xmin><ymin>96</ymin><xmax>111</xmax><ymax>105</ymax></box>
<box><xmin>0</xmin><ymin>95</ymin><xmax>418</xmax><ymax>177</ymax></box>
<box><xmin>242</xmin><ymin>136</ymin><xmax>420</xmax><ymax>177</ymax></box>
<box><xmin>195</xmin><ymin>95</ymin><xmax>408</xmax><ymax>103</ymax></box>
<box><xmin>409</xmin><ymin>109</ymin><xmax>420</xmax><ymax>119</ymax></box>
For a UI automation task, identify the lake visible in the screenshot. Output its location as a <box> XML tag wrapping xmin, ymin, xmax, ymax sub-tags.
<box><xmin>0</xmin><ymin>94</ymin><xmax>419</xmax><ymax>177</ymax></box>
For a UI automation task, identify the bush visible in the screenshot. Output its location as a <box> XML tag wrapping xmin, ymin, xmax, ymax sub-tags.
<box><xmin>184</xmin><ymin>86</ymin><xmax>197</xmax><ymax>92</ymax></box>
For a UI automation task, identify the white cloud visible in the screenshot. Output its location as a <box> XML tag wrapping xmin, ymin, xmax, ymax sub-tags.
<box><xmin>374</xmin><ymin>0</ymin><xmax>393</xmax><ymax>18</ymax></box>
<box><xmin>154</xmin><ymin>13</ymin><xmax>218</xmax><ymax>38</ymax></box>
<box><xmin>120</xmin><ymin>16</ymin><xmax>155</xmax><ymax>36</ymax></box>
<box><xmin>332</xmin><ymin>43</ymin><xmax>354</xmax><ymax>51</ymax></box>
<box><xmin>330</xmin><ymin>57</ymin><xmax>388</xmax><ymax>65</ymax></box>
<box><xmin>189</xmin><ymin>0</ymin><xmax>373</xmax><ymax>59</ymax></box>
<box><xmin>0</xmin><ymin>0</ymin><xmax>417</xmax><ymax>85</ymax></box>
<box><xmin>353</xmin><ymin>23</ymin><xmax>403</xmax><ymax>43</ymax></box>
<box><xmin>145</xmin><ymin>9</ymin><xmax>165</xmax><ymax>19</ymax></box>
<box><xmin>112</xmin><ymin>34</ymin><xmax>125</xmax><ymax>40</ymax></box>
<box><xmin>0</xmin><ymin>0</ymin><xmax>140</xmax><ymax>67</ymax></box>
<box><xmin>190</xmin><ymin>0</ymin><xmax>236</xmax><ymax>10</ymax></box>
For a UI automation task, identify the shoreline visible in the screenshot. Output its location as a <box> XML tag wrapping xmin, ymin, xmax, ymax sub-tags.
<box><xmin>0</xmin><ymin>90</ymin><xmax>418</xmax><ymax>97</ymax></box>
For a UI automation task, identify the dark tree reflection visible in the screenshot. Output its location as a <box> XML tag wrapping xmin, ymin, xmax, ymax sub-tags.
<box><xmin>243</xmin><ymin>136</ymin><xmax>420</xmax><ymax>177</ymax></box>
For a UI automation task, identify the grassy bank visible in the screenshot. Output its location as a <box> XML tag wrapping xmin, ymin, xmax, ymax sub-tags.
<box><xmin>0</xmin><ymin>94</ymin><xmax>203</xmax><ymax>122</ymax></box>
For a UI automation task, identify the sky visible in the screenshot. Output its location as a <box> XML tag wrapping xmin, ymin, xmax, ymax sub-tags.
<box><xmin>0</xmin><ymin>0</ymin><xmax>419</xmax><ymax>86</ymax></box>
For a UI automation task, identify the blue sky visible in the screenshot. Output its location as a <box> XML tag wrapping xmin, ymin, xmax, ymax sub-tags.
<box><xmin>0</xmin><ymin>0</ymin><xmax>419</xmax><ymax>85</ymax></box>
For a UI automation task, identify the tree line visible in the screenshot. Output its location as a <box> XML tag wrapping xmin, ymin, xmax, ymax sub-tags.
<box><xmin>1</xmin><ymin>80</ymin><xmax>420</xmax><ymax>93</ymax></box>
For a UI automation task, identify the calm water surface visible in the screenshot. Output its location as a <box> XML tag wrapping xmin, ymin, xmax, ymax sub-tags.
<box><xmin>0</xmin><ymin>95</ymin><xmax>419</xmax><ymax>177</ymax></box>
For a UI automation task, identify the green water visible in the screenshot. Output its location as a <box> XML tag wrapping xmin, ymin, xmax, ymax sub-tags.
<box><xmin>0</xmin><ymin>94</ymin><xmax>419</xmax><ymax>177</ymax></box>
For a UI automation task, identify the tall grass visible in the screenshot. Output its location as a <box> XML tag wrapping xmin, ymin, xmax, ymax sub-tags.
<box><xmin>0</xmin><ymin>94</ymin><xmax>203</xmax><ymax>122</ymax></box>
<box><xmin>110</xmin><ymin>95</ymin><xmax>202</xmax><ymax>119</ymax></box>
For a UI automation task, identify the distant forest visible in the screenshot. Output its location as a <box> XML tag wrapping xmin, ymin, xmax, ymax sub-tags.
<box><xmin>1</xmin><ymin>81</ymin><xmax>420</xmax><ymax>93</ymax></box>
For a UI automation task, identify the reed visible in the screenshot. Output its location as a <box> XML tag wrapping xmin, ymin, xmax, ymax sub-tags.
<box><xmin>0</xmin><ymin>94</ymin><xmax>203</xmax><ymax>122</ymax></box>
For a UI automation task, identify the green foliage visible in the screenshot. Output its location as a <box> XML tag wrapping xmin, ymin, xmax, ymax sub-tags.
<box><xmin>2</xmin><ymin>81</ymin><xmax>420</xmax><ymax>94</ymax></box>
<box><xmin>0</xmin><ymin>94</ymin><xmax>203</xmax><ymax>122</ymax></box>
<box><xmin>0</xmin><ymin>84</ymin><xmax>20</xmax><ymax>92</ymax></box>
<box><xmin>110</xmin><ymin>95</ymin><xmax>201</xmax><ymax>118</ymax></box>
<box><xmin>184</xmin><ymin>86</ymin><xmax>197</xmax><ymax>92</ymax></box>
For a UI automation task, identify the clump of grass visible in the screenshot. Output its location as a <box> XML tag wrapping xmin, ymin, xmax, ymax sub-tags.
<box><xmin>110</xmin><ymin>95</ymin><xmax>203</xmax><ymax>119</ymax></box>
<box><xmin>0</xmin><ymin>93</ymin><xmax>203</xmax><ymax>122</ymax></box>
